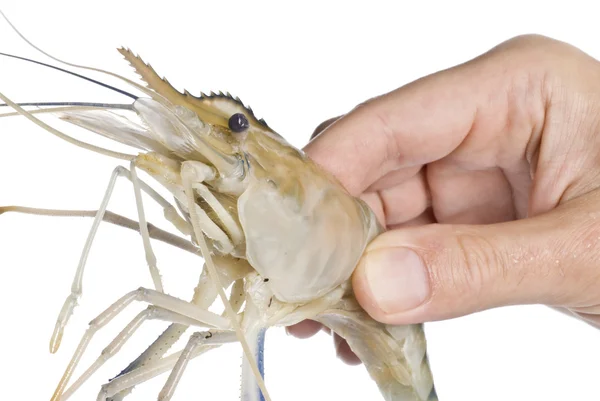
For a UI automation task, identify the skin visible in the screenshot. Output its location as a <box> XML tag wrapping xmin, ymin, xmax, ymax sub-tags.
<box><xmin>287</xmin><ymin>34</ymin><xmax>600</xmax><ymax>363</ymax></box>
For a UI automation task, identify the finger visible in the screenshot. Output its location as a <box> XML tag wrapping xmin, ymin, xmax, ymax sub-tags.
<box><xmin>352</xmin><ymin>189</ymin><xmax>600</xmax><ymax>325</ymax></box>
<box><xmin>286</xmin><ymin>320</ymin><xmax>323</xmax><ymax>338</ymax></box>
<box><xmin>310</xmin><ymin>116</ymin><xmax>342</xmax><ymax>140</ymax></box>
<box><xmin>303</xmin><ymin>35</ymin><xmax>554</xmax><ymax>196</ymax></box>
<box><xmin>333</xmin><ymin>333</ymin><xmax>362</xmax><ymax>365</ymax></box>
<box><xmin>356</xmin><ymin>166</ymin><xmax>429</xmax><ymax>227</ymax></box>
<box><xmin>388</xmin><ymin>208</ymin><xmax>436</xmax><ymax>229</ymax></box>
<box><xmin>427</xmin><ymin>163</ymin><xmax>517</xmax><ymax>224</ymax></box>
<box><xmin>374</xmin><ymin>166</ymin><xmax>430</xmax><ymax>226</ymax></box>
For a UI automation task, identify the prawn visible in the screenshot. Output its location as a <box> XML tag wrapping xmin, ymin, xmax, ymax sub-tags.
<box><xmin>0</xmin><ymin>10</ymin><xmax>437</xmax><ymax>401</ymax></box>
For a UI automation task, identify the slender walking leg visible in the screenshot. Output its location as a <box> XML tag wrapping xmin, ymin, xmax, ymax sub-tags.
<box><xmin>61</xmin><ymin>305</ymin><xmax>215</xmax><ymax>400</ymax></box>
<box><xmin>50</xmin><ymin>164</ymin><xmax>187</xmax><ymax>353</ymax></box>
<box><xmin>157</xmin><ymin>330</ymin><xmax>238</xmax><ymax>401</ymax></box>
<box><xmin>50</xmin><ymin>287</ymin><xmax>232</xmax><ymax>401</ymax></box>
<box><xmin>97</xmin><ymin>330</ymin><xmax>237</xmax><ymax>400</ymax></box>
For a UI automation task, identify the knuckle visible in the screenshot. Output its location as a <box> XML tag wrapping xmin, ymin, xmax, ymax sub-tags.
<box><xmin>502</xmin><ymin>34</ymin><xmax>558</xmax><ymax>50</ymax></box>
<box><xmin>483</xmin><ymin>34</ymin><xmax>587</xmax><ymax>82</ymax></box>
<box><xmin>495</xmin><ymin>34</ymin><xmax>572</xmax><ymax>59</ymax></box>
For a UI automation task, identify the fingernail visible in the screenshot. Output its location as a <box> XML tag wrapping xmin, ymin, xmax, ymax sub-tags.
<box><xmin>363</xmin><ymin>247</ymin><xmax>430</xmax><ymax>314</ymax></box>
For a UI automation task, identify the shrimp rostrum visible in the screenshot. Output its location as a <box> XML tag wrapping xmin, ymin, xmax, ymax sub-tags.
<box><xmin>0</xmin><ymin>16</ymin><xmax>437</xmax><ymax>401</ymax></box>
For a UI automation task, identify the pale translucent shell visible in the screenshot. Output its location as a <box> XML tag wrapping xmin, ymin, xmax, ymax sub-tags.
<box><xmin>238</xmin><ymin>174</ymin><xmax>378</xmax><ymax>304</ymax></box>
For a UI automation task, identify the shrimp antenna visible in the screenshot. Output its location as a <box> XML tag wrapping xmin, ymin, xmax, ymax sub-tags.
<box><xmin>0</xmin><ymin>102</ymin><xmax>133</xmax><ymax>109</ymax></box>
<box><xmin>0</xmin><ymin>52</ymin><xmax>138</xmax><ymax>100</ymax></box>
<box><xmin>0</xmin><ymin>9</ymin><xmax>167</xmax><ymax>103</ymax></box>
<box><xmin>0</xmin><ymin>90</ymin><xmax>135</xmax><ymax>160</ymax></box>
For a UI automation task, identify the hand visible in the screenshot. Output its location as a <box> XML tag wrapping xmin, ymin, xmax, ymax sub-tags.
<box><xmin>289</xmin><ymin>34</ymin><xmax>600</xmax><ymax>363</ymax></box>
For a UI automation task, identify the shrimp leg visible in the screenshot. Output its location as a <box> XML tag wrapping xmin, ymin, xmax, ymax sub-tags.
<box><xmin>181</xmin><ymin>163</ymin><xmax>272</xmax><ymax>401</ymax></box>
<box><xmin>63</xmin><ymin>266</ymin><xmax>239</xmax><ymax>400</ymax></box>
<box><xmin>107</xmin><ymin>160</ymin><xmax>250</xmax><ymax>401</ymax></box>
<box><xmin>97</xmin><ymin>159</ymin><xmax>250</xmax><ymax>401</ymax></box>
<box><xmin>95</xmin><ymin>330</ymin><xmax>237</xmax><ymax>401</ymax></box>
<box><xmin>61</xmin><ymin>305</ymin><xmax>215</xmax><ymax>400</ymax></box>
<box><xmin>68</xmin><ymin>261</ymin><xmax>247</xmax><ymax>401</ymax></box>
<box><xmin>240</xmin><ymin>327</ymin><xmax>267</xmax><ymax>401</ymax></box>
<box><xmin>50</xmin><ymin>287</ymin><xmax>232</xmax><ymax>401</ymax></box>
<box><xmin>0</xmin><ymin>205</ymin><xmax>198</xmax><ymax>255</ymax></box>
<box><xmin>50</xmin><ymin>163</ymin><xmax>187</xmax><ymax>354</ymax></box>
<box><xmin>157</xmin><ymin>330</ymin><xmax>238</xmax><ymax>401</ymax></box>
<box><xmin>109</xmin><ymin>273</ymin><xmax>247</xmax><ymax>401</ymax></box>
<box><xmin>156</xmin><ymin>281</ymin><xmax>251</xmax><ymax>401</ymax></box>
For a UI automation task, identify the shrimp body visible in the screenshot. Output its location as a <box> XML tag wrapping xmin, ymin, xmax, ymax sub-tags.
<box><xmin>2</xmin><ymin>41</ymin><xmax>437</xmax><ymax>400</ymax></box>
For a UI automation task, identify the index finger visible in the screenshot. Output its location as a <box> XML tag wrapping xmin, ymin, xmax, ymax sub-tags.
<box><xmin>302</xmin><ymin>35</ymin><xmax>552</xmax><ymax>196</ymax></box>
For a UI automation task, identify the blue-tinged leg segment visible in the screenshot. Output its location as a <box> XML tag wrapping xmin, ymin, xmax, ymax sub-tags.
<box><xmin>241</xmin><ymin>326</ymin><xmax>267</xmax><ymax>401</ymax></box>
<box><xmin>257</xmin><ymin>328</ymin><xmax>266</xmax><ymax>401</ymax></box>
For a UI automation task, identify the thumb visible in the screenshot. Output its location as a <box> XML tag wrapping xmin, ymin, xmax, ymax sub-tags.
<box><xmin>352</xmin><ymin>191</ymin><xmax>600</xmax><ymax>325</ymax></box>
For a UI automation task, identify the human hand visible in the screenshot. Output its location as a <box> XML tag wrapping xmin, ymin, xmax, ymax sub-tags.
<box><xmin>289</xmin><ymin>35</ymin><xmax>600</xmax><ymax>363</ymax></box>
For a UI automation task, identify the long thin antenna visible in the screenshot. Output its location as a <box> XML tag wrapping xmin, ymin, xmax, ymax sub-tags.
<box><xmin>0</xmin><ymin>52</ymin><xmax>138</xmax><ymax>100</ymax></box>
<box><xmin>0</xmin><ymin>105</ymin><xmax>129</xmax><ymax>119</ymax></box>
<box><xmin>0</xmin><ymin>9</ymin><xmax>164</xmax><ymax>102</ymax></box>
<box><xmin>0</xmin><ymin>90</ymin><xmax>135</xmax><ymax>161</ymax></box>
<box><xmin>0</xmin><ymin>101</ymin><xmax>133</xmax><ymax>109</ymax></box>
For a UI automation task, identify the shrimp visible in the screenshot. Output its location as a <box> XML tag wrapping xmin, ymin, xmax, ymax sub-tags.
<box><xmin>0</xmin><ymin>11</ymin><xmax>437</xmax><ymax>401</ymax></box>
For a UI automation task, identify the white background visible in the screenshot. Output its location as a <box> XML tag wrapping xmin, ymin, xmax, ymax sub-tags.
<box><xmin>1</xmin><ymin>1</ymin><xmax>599</xmax><ymax>401</ymax></box>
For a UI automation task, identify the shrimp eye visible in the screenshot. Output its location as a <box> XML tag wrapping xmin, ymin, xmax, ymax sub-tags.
<box><xmin>228</xmin><ymin>113</ymin><xmax>250</xmax><ymax>133</ymax></box>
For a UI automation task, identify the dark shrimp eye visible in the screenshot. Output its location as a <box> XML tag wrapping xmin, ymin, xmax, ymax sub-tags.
<box><xmin>228</xmin><ymin>113</ymin><xmax>250</xmax><ymax>133</ymax></box>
